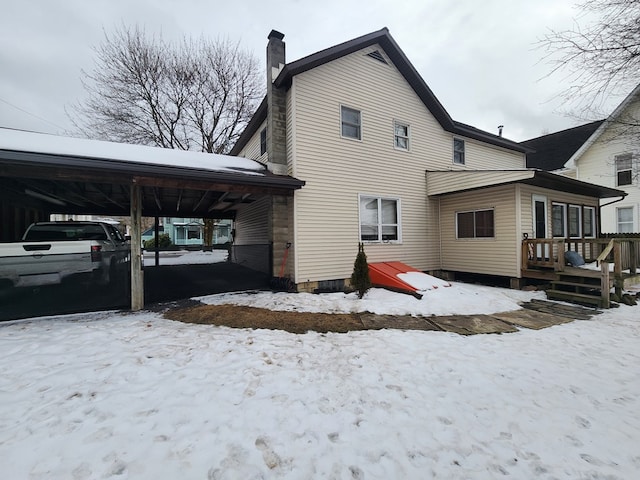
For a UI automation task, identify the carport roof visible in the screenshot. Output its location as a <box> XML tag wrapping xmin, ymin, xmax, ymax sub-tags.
<box><xmin>0</xmin><ymin>128</ymin><xmax>304</xmax><ymax>219</ymax></box>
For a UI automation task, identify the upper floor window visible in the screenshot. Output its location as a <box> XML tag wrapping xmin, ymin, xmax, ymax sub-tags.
<box><xmin>394</xmin><ymin>122</ymin><xmax>410</xmax><ymax>150</ymax></box>
<box><xmin>457</xmin><ymin>209</ymin><xmax>494</xmax><ymax>238</ymax></box>
<box><xmin>260</xmin><ymin>128</ymin><xmax>267</xmax><ymax>155</ymax></box>
<box><xmin>615</xmin><ymin>153</ymin><xmax>632</xmax><ymax>186</ymax></box>
<box><xmin>341</xmin><ymin>105</ymin><xmax>361</xmax><ymax>140</ymax></box>
<box><xmin>359</xmin><ymin>195</ymin><xmax>400</xmax><ymax>243</ymax></box>
<box><xmin>453</xmin><ymin>138</ymin><xmax>465</xmax><ymax>165</ymax></box>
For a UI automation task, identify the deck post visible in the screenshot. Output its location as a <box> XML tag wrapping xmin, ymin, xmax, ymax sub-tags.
<box><xmin>601</xmin><ymin>261</ymin><xmax>610</xmax><ymax>309</ymax></box>
<box><xmin>130</xmin><ymin>183</ymin><xmax>144</xmax><ymax>310</ymax></box>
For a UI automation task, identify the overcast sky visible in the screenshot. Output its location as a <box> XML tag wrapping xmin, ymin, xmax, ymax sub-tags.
<box><xmin>0</xmin><ymin>0</ymin><xmax>620</xmax><ymax>142</ymax></box>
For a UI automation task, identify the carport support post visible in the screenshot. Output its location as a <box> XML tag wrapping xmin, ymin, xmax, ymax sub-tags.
<box><xmin>130</xmin><ymin>184</ymin><xmax>144</xmax><ymax>310</ymax></box>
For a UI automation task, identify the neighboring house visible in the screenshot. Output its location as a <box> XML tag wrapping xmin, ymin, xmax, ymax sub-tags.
<box><xmin>142</xmin><ymin>218</ymin><xmax>232</xmax><ymax>247</ymax></box>
<box><xmin>230</xmin><ymin>28</ymin><xmax>626</xmax><ymax>292</ymax></box>
<box><xmin>524</xmin><ymin>85</ymin><xmax>640</xmax><ymax>234</ymax></box>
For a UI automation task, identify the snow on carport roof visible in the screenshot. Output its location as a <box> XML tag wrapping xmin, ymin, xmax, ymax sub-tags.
<box><xmin>0</xmin><ymin>127</ymin><xmax>265</xmax><ymax>175</ymax></box>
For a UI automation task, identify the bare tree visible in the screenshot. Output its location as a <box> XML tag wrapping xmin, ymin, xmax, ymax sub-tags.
<box><xmin>72</xmin><ymin>25</ymin><xmax>263</xmax><ymax>155</ymax></box>
<box><xmin>540</xmin><ymin>0</ymin><xmax>640</xmax><ymax>109</ymax></box>
<box><xmin>71</xmin><ymin>25</ymin><xmax>264</xmax><ymax>245</ymax></box>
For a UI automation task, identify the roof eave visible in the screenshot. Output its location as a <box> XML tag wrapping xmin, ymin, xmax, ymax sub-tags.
<box><xmin>229</xmin><ymin>97</ymin><xmax>268</xmax><ymax>156</ymax></box>
<box><xmin>0</xmin><ymin>149</ymin><xmax>305</xmax><ymax>191</ymax></box>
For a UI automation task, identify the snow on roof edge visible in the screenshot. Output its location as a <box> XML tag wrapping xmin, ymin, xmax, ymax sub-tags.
<box><xmin>0</xmin><ymin>128</ymin><xmax>266</xmax><ymax>176</ymax></box>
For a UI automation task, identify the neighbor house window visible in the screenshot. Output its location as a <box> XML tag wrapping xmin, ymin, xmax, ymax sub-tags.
<box><xmin>568</xmin><ymin>204</ymin><xmax>582</xmax><ymax>238</ymax></box>
<box><xmin>394</xmin><ymin>122</ymin><xmax>410</xmax><ymax>150</ymax></box>
<box><xmin>341</xmin><ymin>105</ymin><xmax>361</xmax><ymax>140</ymax></box>
<box><xmin>260</xmin><ymin>128</ymin><xmax>267</xmax><ymax>155</ymax></box>
<box><xmin>615</xmin><ymin>153</ymin><xmax>632</xmax><ymax>186</ymax></box>
<box><xmin>359</xmin><ymin>195</ymin><xmax>400</xmax><ymax>242</ymax></box>
<box><xmin>456</xmin><ymin>209</ymin><xmax>494</xmax><ymax>238</ymax></box>
<box><xmin>584</xmin><ymin>206</ymin><xmax>596</xmax><ymax>238</ymax></box>
<box><xmin>453</xmin><ymin>138</ymin><xmax>465</xmax><ymax>165</ymax></box>
<box><xmin>617</xmin><ymin>207</ymin><xmax>634</xmax><ymax>233</ymax></box>
<box><xmin>552</xmin><ymin>202</ymin><xmax>567</xmax><ymax>237</ymax></box>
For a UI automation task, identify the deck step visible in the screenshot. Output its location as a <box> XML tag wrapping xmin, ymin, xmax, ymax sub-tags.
<box><xmin>551</xmin><ymin>280</ymin><xmax>602</xmax><ymax>290</ymax></box>
<box><xmin>545</xmin><ymin>289</ymin><xmax>605</xmax><ymax>307</ymax></box>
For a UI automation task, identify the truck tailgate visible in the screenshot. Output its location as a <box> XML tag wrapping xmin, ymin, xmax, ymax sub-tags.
<box><xmin>0</xmin><ymin>241</ymin><xmax>95</xmax><ymax>287</ymax></box>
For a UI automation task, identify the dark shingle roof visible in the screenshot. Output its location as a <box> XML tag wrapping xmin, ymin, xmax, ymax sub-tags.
<box><xmin>231</xmin><ymin>28</ymin><xmax>531</xmax><ymax>155</ymax></box>
<box><xmin>521</xmin><ymin>120</ymin><xmax>605</xmax><ymax>171</ymax></box>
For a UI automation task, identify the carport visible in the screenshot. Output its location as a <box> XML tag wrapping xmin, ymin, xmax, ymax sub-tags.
<box><xmin>0</xmin><ymin>128</ymin><xmax>304</xmax><ymax>310</ymax></box>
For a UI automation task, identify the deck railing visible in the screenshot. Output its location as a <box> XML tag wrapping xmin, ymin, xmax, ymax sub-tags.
<box><xmin>522</xmin><ymin>237</ymin><xmax>639</xmax><ymax>274</ymax></box>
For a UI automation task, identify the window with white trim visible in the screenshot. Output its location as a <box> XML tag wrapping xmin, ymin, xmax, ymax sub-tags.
<box><xmin>617</xmin><ymin>207</ymin><xmax>634</xmax><ymax>233</ymax></box>
<box><xmin>359</xmin><ymin>195</ymin><xmax>400</xmax><ymax>243</ymax></box>
<box><xmin>453</xmin><ymin>138</ymin><xmax>465</xmax><ymax>165</ymax></box>
<box><xmin>552</xmin><ymin>202</ymin><xmax>567</xmax><ymax>237</ymax></box>
<box><xmin>456</xmin><ymin>209</ymin><xmax>494</xmax><ymax>238</ymax></box>
<box><xmin>394</xmin><ymin>122</ymin><xmax>410</xmax><ymax>150</ymax></box>
<box><xmin>615</xmin><ymin>153</ymin><xmax>632</xmax><ymax>186</ymax></box>
<box><xmin>584</xmin><ymin>206</ymin><xmax>596</xmax><ymax>238</ymax></box>
<box><xmin>568</xmin><ymin>204</ymin><xmax>582</xmax><ymax>238</ymax></box>
<box><xmin>341</xmin><ymin>105</ymin><xmax>361</xmax><ymax>140</ymax></box>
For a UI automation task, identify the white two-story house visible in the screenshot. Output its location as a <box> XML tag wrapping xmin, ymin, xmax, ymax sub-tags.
<box><xmin>231</xmin><ymin>28</ymin><xmax>625</xmax><ymax>292</ymax></box>
<box><xmin>533</xmin><ymin>85</ymin><xmax>640</xmax><ymax>234</ymax></box>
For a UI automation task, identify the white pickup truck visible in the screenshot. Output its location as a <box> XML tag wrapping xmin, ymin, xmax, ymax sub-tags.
<box><xmin>0</xmin><ymin>221</ymin><xmax>130</xmax><ymax>291</ymax></box>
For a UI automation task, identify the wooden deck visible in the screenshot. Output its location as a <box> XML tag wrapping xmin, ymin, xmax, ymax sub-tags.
<box><xmin>522</xmin><ymin>237</ymin><xmax>640</xmax><ymax>308</ymax></box>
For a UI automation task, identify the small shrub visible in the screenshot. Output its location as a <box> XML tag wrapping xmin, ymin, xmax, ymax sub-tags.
<box><xmin>143</xmin><ymin>233</ymin><xmax>173</xmax><ymax>250</ymax></box>
<box><xmin>351</xmin><ymin>243</ymin><xmax>371</xmax><ymax>299</ymax></box>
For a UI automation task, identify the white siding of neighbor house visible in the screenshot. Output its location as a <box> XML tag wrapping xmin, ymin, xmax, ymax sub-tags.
<box><xmin>288</xmin><ymin>45</ymin><xmax>526</xmax><ymax>283</ymax></box>
<box><xmin>574</xmin><ymin>96</ymin><xmax>640</xmax><ymax>233</ymax></box>
<box><xmin>439</xmin><ymin>185</ymin><xmax>519</xmax><ymax>277</ymax></box>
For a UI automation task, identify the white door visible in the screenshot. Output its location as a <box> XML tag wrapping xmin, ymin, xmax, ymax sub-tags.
<box><xmin>532</xmin><ymin>195</ymin><xmax>549</xmax><ymax>258</ymax></box>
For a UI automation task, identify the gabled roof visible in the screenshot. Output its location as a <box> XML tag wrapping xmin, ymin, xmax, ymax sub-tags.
<box><xmin>565</xmin><ymin>83</ymin><xmax>640</xmax><ymax>169</ymax></box>
<box><xmin>426</xmin><ymin>169</ymin><xmax>626</xmax><ymax>199</ymax></box>
<box><xmin>520</xmin><ymin>120</ymin><xmax>605</xmax><ymax>171</ymax></box>
<box><xmin>231</xmin><ymin>28</ymin><xmax>531</xmax><ymax>155</ymax></box>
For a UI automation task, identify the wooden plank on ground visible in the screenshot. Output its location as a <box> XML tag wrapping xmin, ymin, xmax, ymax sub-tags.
<box><xmin>491</xmin><ymin>309</ymin><xmax>574</xmax><ymax>330</ymax></box>
<box><xmin>429</xmin><ymin>315</ymin><xmax>518</xmax><ymax>335</ymax></box>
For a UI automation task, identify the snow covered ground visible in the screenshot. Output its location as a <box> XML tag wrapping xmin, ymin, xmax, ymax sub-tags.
<box><xmin>143</xmin><ymin>249</ymin><xmax>227</xmax><ymax>267</ymax></box>
<box><xmin>1</xmin><ymin>284</ymin><xmax>639</xmax><ymax>479</ymax></box>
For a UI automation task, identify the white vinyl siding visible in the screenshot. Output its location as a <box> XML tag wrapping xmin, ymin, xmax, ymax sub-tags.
<box><xmin>573</xmin><ymin>95</ymin><xmax>640</xmax><ymax>233</ymax></box>
<box><xmin>236</xmin><ymin>120</ymin><xmax>268</xmax><ymax>164</ymax></box>
<box><xmin>288</xmin><ymin>46</ymin><xmax>526</xmax><ymax>283</ymax></box>
<box><xmin>440</xmin><ymin>185</ymin><xmax>517</xmax><ymax>277</ymax></box>
<box><xmin>233</xmin><ymin>196</ymin><xmax>270</xmax><ymax>245</ymax></box>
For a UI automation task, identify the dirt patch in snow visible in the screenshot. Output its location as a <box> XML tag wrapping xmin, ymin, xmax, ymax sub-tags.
<box><xmin>164</xmin><ymin>304</ymin><xmax>365</xmax><ymax>334</ymax></box>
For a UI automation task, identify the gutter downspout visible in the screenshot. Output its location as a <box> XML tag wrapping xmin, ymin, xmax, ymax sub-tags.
<box><xmin>598</xmin><ymin>196</ymin><xmax>627</xmax><ymax>235</ymax></box>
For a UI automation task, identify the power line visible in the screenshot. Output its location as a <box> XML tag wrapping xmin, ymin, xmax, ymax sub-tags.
<box><xmin>0</xmin><ymin>96</ymin><xmax>67</xmax><ymax>131</ymax></box>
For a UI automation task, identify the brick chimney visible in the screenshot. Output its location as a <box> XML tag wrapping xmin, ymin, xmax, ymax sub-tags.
<box><xmin>266</xmin><ymin>30</ymin><xmax>287</xmax><ymax>175</ymax></box>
